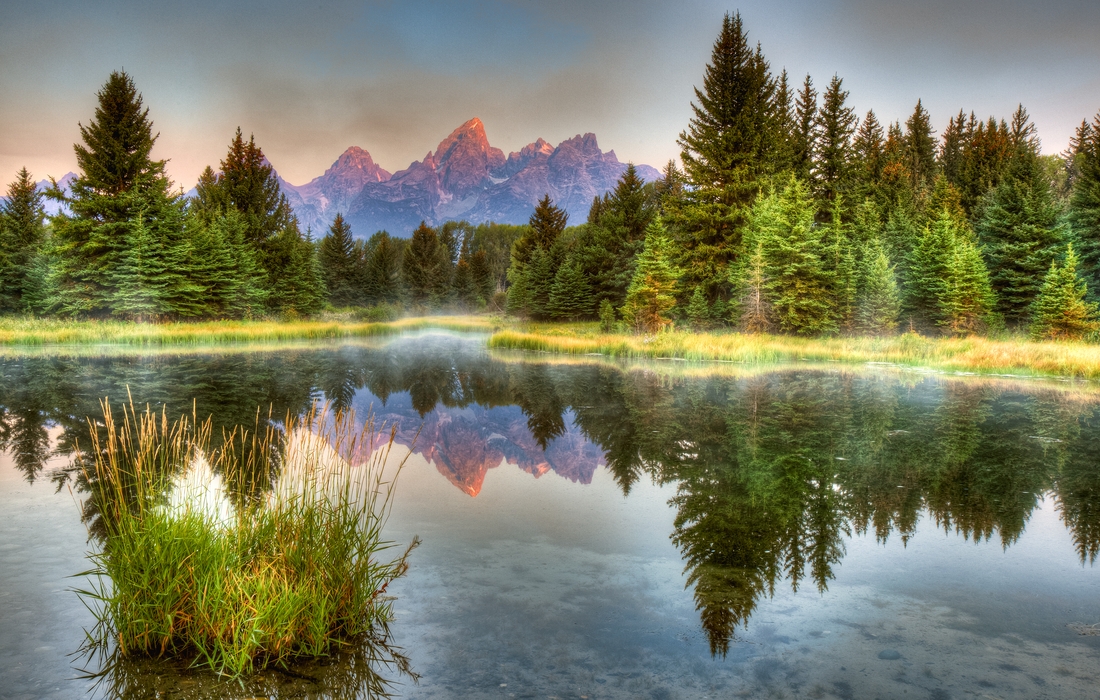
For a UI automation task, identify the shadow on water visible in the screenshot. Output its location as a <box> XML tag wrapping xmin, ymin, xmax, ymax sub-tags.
<box><xmin>2</xmin><ymin>332</ymin><xmax>1100</xmax><ymax>678</ymax></box>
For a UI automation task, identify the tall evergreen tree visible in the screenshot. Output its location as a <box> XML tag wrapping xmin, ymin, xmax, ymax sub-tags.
<box><xmin>908</xmin><ymin>209</ymin><xmax>996</xmax><ymax>333</ymax></box>
<box><xmin>977</xmin><ymin>110</ymin><xmax>1065</xmax><ymax>325</ymax></box>
<box><xmin>813</xmin><ymin>75</ymin><xmax>857</xmax><ymax>209</ymax></box>
<box><xmin>731</xmin><ymin>239</ymin><xmax>774</xmax><ymax>333</ymax></box>
<box><xmin>49</xmin><ymin>71</ymin><xmax>185</xmax><ymax>317</ymax></box>
<box><xmin>363</xmin><ymin>231</ymin><xmax>403</xmax><ymax>304</ymax></box>
<box><xmin>453</xmin><ymin>235</ymin><xmax>479</xmax><ymax>307</ymax></box>
<box><xmin>904</xmin><ymin>100</ymin><xmax>937</xmax><ymax>192</ymax></box>
<box><xmin>792</xmin><ymin>74</ymin><xmax>818</xmax><ymax>182</ymax></box>
<box><xmin>940</xmin><ymin>110</ymin><xmax>968</xmax><ymax>186</ymax></box>
<box><xmin>1029</xmin><ymin>244</ymin><xmax>1100</xmax><ymax>340</ymax></box>
<box><xmin>1069</xmin><ymin>112</ymin><xmax>1100</xmax><ymax>295</ymax></box>
<box><xmin>0</xmin><ymin>168</ymin><xmax>47</xmax><ymax>312</ymax></box>
<box><xmin>403</xmin><ymin>222</ymin><xmax>445</xmax><ymax>305</ymax></box>
<box><xmin>675</xmin><ymin>12</ymin><xmax>776</xmax><ymax>297</ymax></box>
<box><xmin>264</xmin><ymin>227</ymin><xmax>325</xmax><ymax>315</ymax></box>
<box><xmin>851</xmin><ymin>111</ymin><xmax>885</xmax><ymax>201</ymax></box>
<box><xmin>513</xmin><ymin>195</ymin><xmax>567</xmax><ymax>268</ymax></box>
<box><xmin>319</xmin><ymin>213</ymin><xmax>360</xmax><ymax>306</ymax></box>
<box><xmin>548</xmin><ymin>259</ymin><xmax>593</xmax><ymax>320</ymax></box>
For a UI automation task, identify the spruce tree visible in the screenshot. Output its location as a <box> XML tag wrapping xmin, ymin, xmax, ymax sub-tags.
<box><xmin>856</xmin><ymin>239</ymin><xmax>900</xmax><ymax>335</ymax></box>
<box><xmin>1029</xmin><ymin>244</ymin><xmax>1100</xmax><ymax>340</ymax></box>
<box><xmin>939</xmin><ymin>234</ymin><xmax>997</xmax><ymax>335</ymax></box>
<box><xmin>525</xmin><ymin>247</ymin><xmax>555</xmax><ymax>320</ymax></box>
<box><xmin>744</xmin><ymin>177</ymin><xmax>834</xmax><ymax>335</ymax></box>
<box><xmin>264</xmin><ymin>227</ymin><xmax>325</xmax><ymax>316</ymax></box>
<box><xmin>363</xmin><ymin>231</ymin><xmax>403</xmax><ymax>304</ymax></box>
<box><xmin>548</xmin><ymin>259</ymin><xmax>593</xmax><ymax>320</ymax></box>
<box><xmin>621</xmin><ymin>218</ymin><xmax>682</xmax><ymax>333</ymax></box>
<box><xmin>469</xmin><ymin>249</ymin><xmax>494</xmax><ymax>303</ymax></box>
<box><xmin>977</xmin><ymin>149</ymin><xmax>1066</xmax><ymax>325</ymax></box>
<box><xmin>908</xmin><ymin>209</ymin><xmax>996</xmax><ymax>334</ymax></box>
<box><xmin>675</xmin><ymin>12</ymin><xmax>776</xmax><ymax>296</ymax></box>
<box><xmin>1069</xmin><ymin>112</ymin><xmax>1100</xmax><ymax>294</ymax></box>
<box><xmin>906</xmin><ymin>210</ymin><xmax>959</xmax><ymax>329</ymax></box>
<box><xmin>598</xmin><ymin>298</ymin><xmax>617</xmax><ymax>332</ymax></box>
<box><xmin>513</xmin><ymin>195</ymin><xmax>567</xmax><ymax>267</ymax></box>
<box><xmin>792</xmin><ymin>74</ymin><xmax>818</xmax><ymax>182</ymax></box>
<box><xmin>770</xmin><ymin>69</ymin><xmax>796</xmax><ymax>173</ymax></box>
<box><xmin>851</xmin><ymin>111</ymin><xmax>885</xmax><ymax>201</ymax></box>
<box><xmin>686</xmin><ymin>286</ymin><xmax>711</xmax><ymax>330</ymax></box>
<box><xmin>403</xmin><ymin>222</ymin><xmax>444</xmax><ymax>305</ymax></box>
<box><xmin>110</xmin><ymin>211</ymin><xmax>173</xmax><ymax>320</ymax></box>
<box><xmin>319</xmin><ymin>213</ymin><xmax>360</xmax><ymax>306</ymax></box>
<box><xmin>0</xmin><ymin>168</ymin><xmax>46</xmax><ymax>312</ymax></box>
<box><xmin>904</xmin><ymin>100</ymin><xmax>937</xmax><ymax>191</ymax></box>
<box><xmin>204</xmin><ymin>128</ymin><xmax>294</xmax><ymax>248</ymax></box>
<box><xmin>453</xmin><ymin>235</ymin><xmax>479</xmax><ymax>307</ymax></box>
<box><xmin>50</xmin><ymin>71</ymin><xmax>185</xmax><ymax>317</ymax></box>
<box><xmin>731</xmin><ymin>239</ymin><xmax>773</xmax><ymax>333</ymax></box>
<box><xmin>813</xmin><ymin>75</ymin><xmax>857</xmax><ymax>209</ymax></box>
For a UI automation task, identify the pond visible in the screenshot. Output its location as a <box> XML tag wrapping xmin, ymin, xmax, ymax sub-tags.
<box><xmin>1</xmin><ymin>332</ymin><xmax>1098</xmax><ymax>699</ymax></box>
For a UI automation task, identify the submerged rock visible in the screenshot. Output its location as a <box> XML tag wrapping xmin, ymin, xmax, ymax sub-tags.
<box><xmin>877</xmin><ymin>649</ymin><xmax>902</xmax><ymax>660</ymax></box>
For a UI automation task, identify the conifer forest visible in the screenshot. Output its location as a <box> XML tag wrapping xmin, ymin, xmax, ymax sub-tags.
<box><xmin>2</xmin><ymin>13</ymin><xmax>1100</xmax><ymax>343</ymax></box>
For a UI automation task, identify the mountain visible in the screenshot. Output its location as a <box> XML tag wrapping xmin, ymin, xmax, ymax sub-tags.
<box><xmin>269</xmin><ymin>118</ymin><xmax>660</xmax><ymax>237</ymax></box>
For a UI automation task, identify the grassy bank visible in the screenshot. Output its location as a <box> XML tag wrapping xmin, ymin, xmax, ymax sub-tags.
<box><xmin>0</xmin><ymin>315</ymin><xmax>493</xmax><ymax>347</ymax></box>
<box><xmin>77</xmin><ymin>401</ymin><xmax>416</xmax><ymax>679</ymax></box>
<box><xmin>487</xmin><ymin>322</ymin><xmax>1100</xmax><ymax>380</ymax></box>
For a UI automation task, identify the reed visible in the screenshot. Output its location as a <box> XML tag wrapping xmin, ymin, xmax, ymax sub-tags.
<box><xmin>0</xmin><ymin>315</ymin><xmax>492</xmax><ymax>347</ymax></box>
<box><xmin>487</xmin><ymin>326</ymin><xmax>1100</xmax><ymax>379</ymax></box>
<box><xmin>74</xmin><ymin>398</ymin><xmax>417</xmax><ymax>680</ymax></box>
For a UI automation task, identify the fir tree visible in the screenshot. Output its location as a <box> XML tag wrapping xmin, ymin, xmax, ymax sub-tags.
<box><xmin>548</xmin><ymin>259</ymin><xmax>593</xmax><ymax>320</ymax></box>
<box><xmin>686</xmin><ymin>286</ymin><xmax>711</xmax><ymax>330</ymax></box>
<box><xmin>403</xmin><ymin>222</ymin><xmax>444</xmax><ymax>305</ymax></box>
<box><xmin>856</xmin><ymin>239</ymin><xmax>900</xmax><ymax>335</ymax></box>
<box><xmin>731</xmin><ymin>239</ymin><xmax>773</xmax><ymax>333</ymax></box>
<box><xmin>904</xmin><ymin>100</ymin><xmax>937</xmax><ymax>191</ymax></box>
<box><xmin>939</xmin><ymin>233</ymin><xmax>997</xmax><ymax>335</ymax></box>
<box><xmin>792</xmin><ymin>74</ymin><xmax>818</xmax><ymax>182</ymax></box>
<box><xmin>675</xmin><ymin>12</ymin><xmax>776</xmax><ymax>296</ymax></box>
<box><xmin>525</xmin><ymin>247</ymin><xmax>555</xmax><ymax>320</ymax></box>
<box><xmin>770</xmin><ymin>69</ymin><xmax>796</xmax><ymax>173</ymax></box>
<box><xmin>977</xmin><ymin>146</ymin><xmax>1066</xmax><ymax>325</ymax></box>
<box><xmin>469</xmin><ymin>249</ymin><xmax>494</xmax><ymax>303</ymax></box>
<box><xmin>0</xmin><ymin>168</ymin><xmax>47</xmax><ymax>312</ymax></box>
<box><xmin>363</xmin><ymin>231</ymin><xmax>403</xmax><ymax>304</ymax></box>
<box><xmin>744</xmin><ymin>177</ymin><xmax>834</xmax><ymax>335</ymax></box>
<box><xmin>513</xmin><ymin>195</ymin><xmax>567</xmax><ymax>267</ymax></box>
<box><xmin>1029</xmin><ymin>244</ymin><xmax>1100</xmax><ymax>340</ymax></box>
<box><xmin>264</xmin><ymin>227</ymin><xmax>325</xmax><ymax>316</ymax></box>
<box><xmin>621</xmin><ymin>218</ymin><xmax>682</xmax><ymax>333</ymax></box>
<box><xmin>851</xmin><ymin>111</ymin><xmax>885</xmax><ymax>200</ymax></box>
<box><xmin>319</xmin><ymin>213</ymin><xmax>360</xmax><ymax>306</ymax></box>
<box><xmin>813</xmin><ymin>75</ymin><xmax>857</xmax><ymax>209</ymax></box>
<box><xmin>598</xmin><ymin>298</ymin><xmax>617</xmax><ymax>332</ymax></box>
<box><xmin>203</xmin><ymin>128</ymin><xmax>294</xmax><ymax>248</ymax></box>
<box><xmin>50</xmin><ymin>71</ymin><xmax>185</xmax><ymax>317</ymax></box>
<box><xmin>110</xmin><ymin>211</ymin><xmax>172</xmax><ymax>320</ymax></box>
<box><xmin>908</xmin><ymin>210</ymin><xmax>996</xmax><ymax>334</ymax></box>
<box><xmin>940</xmin><ymin>110</ymin><xmax>967</xmax><ymax>186</ymax></box>
<box><xmin>453</xmin><ymin>235</ymin><xmax>479</xmax><ymax>307</ymax></box>
<box><xmin>1069</xmin><ymin>112</ymin><xmax>1100</xmax><ymax>294</ymax></box>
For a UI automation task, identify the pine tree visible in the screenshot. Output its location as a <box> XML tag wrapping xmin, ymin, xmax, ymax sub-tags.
<box><xmin>977</xmin><ymin>149</ymin><xmax>1066</xmax><ymax>325</ymax></box>
<box><xmin>1029</xmin><ymin>244</ymin><xmax>1100</xmax><ymax>340</ymax></box>
<box><xmin>204</xmin><ymin>128</ymin><xmax>294</xmax><ymax>248</ymax></box>
<box><xmin>264</xmin><ymin>228</ymin><xmax>325</xmax><ymax>316</ymax></box>
<box><xmin>856</xmin><ymin>239</ymin><xmax>900</xmax><ymax>335</ymax></box>
<box><xmin>731</xmin><ymin>239</ymin><xmax>773</xmax><ymax>333</ymax></box>
<box><xmin>686</xmin><ymin>286</ymin><xmax>711</xmax><ymax>330</ymax></box>
<box><xmin>469</xmin><ymin>249</ymin><xmax>494</xmax><ymax>303</ymax></box>
<box><xmin>513</xmin><ymin>195</ymin><xmax>567</xmax><ymax>267</ymax></box>
<box><xmin>1069</xmin><ymin>112</ymin><xmax>1100</xmax><ymax>294</ymax></box>
<box><xmin>675</xmin><ymin>12</ymin><xmax>776</xmax><ymax>297</ymax></box>
<box><xmin>906</xmin><ymin>210</ymin><xmax>958</xmax><ymax>328</ymax></box>
<box><xmin>621</xmin><ymin>218</ymin><xmax>682</xmax><ymax>333</ymax></box>
<box><xmin>525</xmin><ymin>247</ymin><xmax>555</xmax><ymax>320</ymax></box>
<box><xmin>770</xmin><ymin>69</ymin><xmax>796</xmax><ymax>173</ymax></box>
<box><xmin>50</xmin><ymin>71</ymin><xmax>185</xmax><ymax>317</ymax></box>
<box><xmin>110</xmin><ymin>211</ymin><xmax>172</xmax><ymax>320</ymax></box>
<box><xmin>851</xmin><ymin>111</ymin><xmax>885</xmax><ymax>201</ymax></box>
<box><xmin>403</xmin><ymin>222</ymin><xmax>444</xmax><ymax>305</ymax></box>
<box><xmin>813</xmin><ymin>75</ymin><xmax>857</xmax><ymax>209</ymax></box>
<box><xmin>939</xmin><ymin>234</ymin><xmax>997</xmax><ymax>335</ymax></box>
<box><xmin>319</xmin><ymin>213</ymin><xmax>360</xmax><ymax>306</ymax></box>
<box><xmin>904</xmin><ymin>100</ymin><xmax>937</xmax><ymax>191</ymax></box>
<box><xmin>744</xmin><ymin>177</ymin><xmax>834</xmax><ymax>335</ymax></box>
<box><xmin>548</xmin><ymin>259</ymin><xmax>593</xmax><ymax>320</ymax></box>
<box><xmin>940</xmin><ymin>110</ymin><xmax>967</xmax><ymax>186</ymax></box>
<box><xmin>908</xmin><ymin>209</ymin><xmax>996</xmax><ymax>334</ymax></box>
<box><xmin>363</xmin><ymin>231</ymin><xmax>403</xmax><ymax>304</ymax></box>
<box><xmin>598</xmin><ymin>298</ymin><xmax>617</xmax><ymax>332</ymax></box>
<box><xmin>0</xmin><ymin>168</ymin><xmax>47</xmax><ymax>312</ymax></box>
<box><xmin>792</xmin><ymin>74</ymin><xmax>818</xmax><ymax>182</ymax></box>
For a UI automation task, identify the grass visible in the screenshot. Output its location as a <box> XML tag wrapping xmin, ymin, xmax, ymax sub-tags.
<box><xmin>74</xmin><ymin>398</ymin><xmax>418</xmax><ymax>682</ymax></box>
<box><xmin>487</xmin><ymin>321</ymin><xmax>1100</xmax><ymax>380</ymax></box>
<box><xmin>0</xmin><ymin>314</ymin><xmax>493</xmax><ymax>347</ymax></box>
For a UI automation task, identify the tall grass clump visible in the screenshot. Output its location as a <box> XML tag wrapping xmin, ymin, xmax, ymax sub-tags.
<box><xmin>74</xmin><ymin>398</ymin><xmax>418</xmax><ymax>681</ymax></box>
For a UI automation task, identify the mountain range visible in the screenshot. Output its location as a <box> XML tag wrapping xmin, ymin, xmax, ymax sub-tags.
<box><xmin>25</xmin><ymin>119</ymin><xmax>660</xmax><ymax>238</ymax></box>
<box><xmin>277</xmin><ymin>117</ymin><xmax>660</xmax><ymax>236</ymax></box>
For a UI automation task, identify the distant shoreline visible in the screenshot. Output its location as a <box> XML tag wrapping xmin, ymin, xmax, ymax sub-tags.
<box><xmin>2</xmin><ymin>315</ymin><xmax>1099</xmax><ymax>380</ymax></box>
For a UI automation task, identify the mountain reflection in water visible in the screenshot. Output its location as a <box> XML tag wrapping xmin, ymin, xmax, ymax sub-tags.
<box><xmin>2</xmin><ymin>333</ymin><xmax>1100</xmax><ymax>660</ymax></box>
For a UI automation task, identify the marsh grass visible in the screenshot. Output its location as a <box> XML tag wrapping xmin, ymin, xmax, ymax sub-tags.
<box><xmin>0</xmin><ymin>314</ymin><xmax>492</xmax><ymax>347</ymax></box>
<box><xmin>488</xmin><ymin>324</ymin><xmax>1100</xmax><ymax>379</ymax></box>
<box><xmin>74</xmin><ymin>397</ymin><xmax>418</xmax><ymax>683</ymax></box>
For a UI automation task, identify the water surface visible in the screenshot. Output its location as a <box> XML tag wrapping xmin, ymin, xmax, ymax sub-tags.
<box><xmin>1</xmin><ymin>333</ymin><xmax>1098</xmax><ymax>698</ymax></box>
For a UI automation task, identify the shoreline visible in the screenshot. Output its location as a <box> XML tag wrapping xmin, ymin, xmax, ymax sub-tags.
<box><xmin>2</xmin><ymin>315</ymin><xmax>1100</xmax><ymax>380</ymax></box>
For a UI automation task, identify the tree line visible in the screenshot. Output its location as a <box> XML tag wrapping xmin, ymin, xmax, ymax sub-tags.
<box><xmin>0</xmin><ymin>71</ymin><xmax>524</xmax><ymax>320</ymax></box>
<box><xmin>3</xmin><ymin>13</ymin><xmax>1100</xmax><ymax>340</ymax></box>
<box><xmin>501</xmin><ymin>13</ymin><xmax>1100</xmax><ymax>340</ymax></box>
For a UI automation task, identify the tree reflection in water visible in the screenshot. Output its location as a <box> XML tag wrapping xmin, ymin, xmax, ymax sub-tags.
<box><xmin>3</xmin><ymin>335</ymin><xmax>1100</xmax><ymax>661</ymax></box>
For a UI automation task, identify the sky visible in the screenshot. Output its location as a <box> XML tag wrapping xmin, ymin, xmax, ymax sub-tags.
<box><xmin>1</xmin><ymin>0</ymin><xmax>1098</xmax><ymax>189</ymax></box>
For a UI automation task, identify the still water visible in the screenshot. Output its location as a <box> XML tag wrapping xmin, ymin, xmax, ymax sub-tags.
<box><xmin>1</xmin><ymin>332</ymin><xmax>1098</xmax><ymax>698</ymax></box>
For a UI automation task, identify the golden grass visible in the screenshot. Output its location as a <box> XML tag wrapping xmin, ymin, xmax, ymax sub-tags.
<box><xmin>487</xmin><ymin>323</ymin><xmax>1100</xmax><ymax>380</ymax></box>
<box><xmin>0</xmin><ymin>315</ymin><xmax>493</xmax><ymax>347</ymax></box>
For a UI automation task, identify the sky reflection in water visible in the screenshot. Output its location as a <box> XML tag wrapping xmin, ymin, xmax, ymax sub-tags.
<box><xmin>1</xmin><ymin>332</ymin><xmax>1098</xmax><ymax>698</ymax></box>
